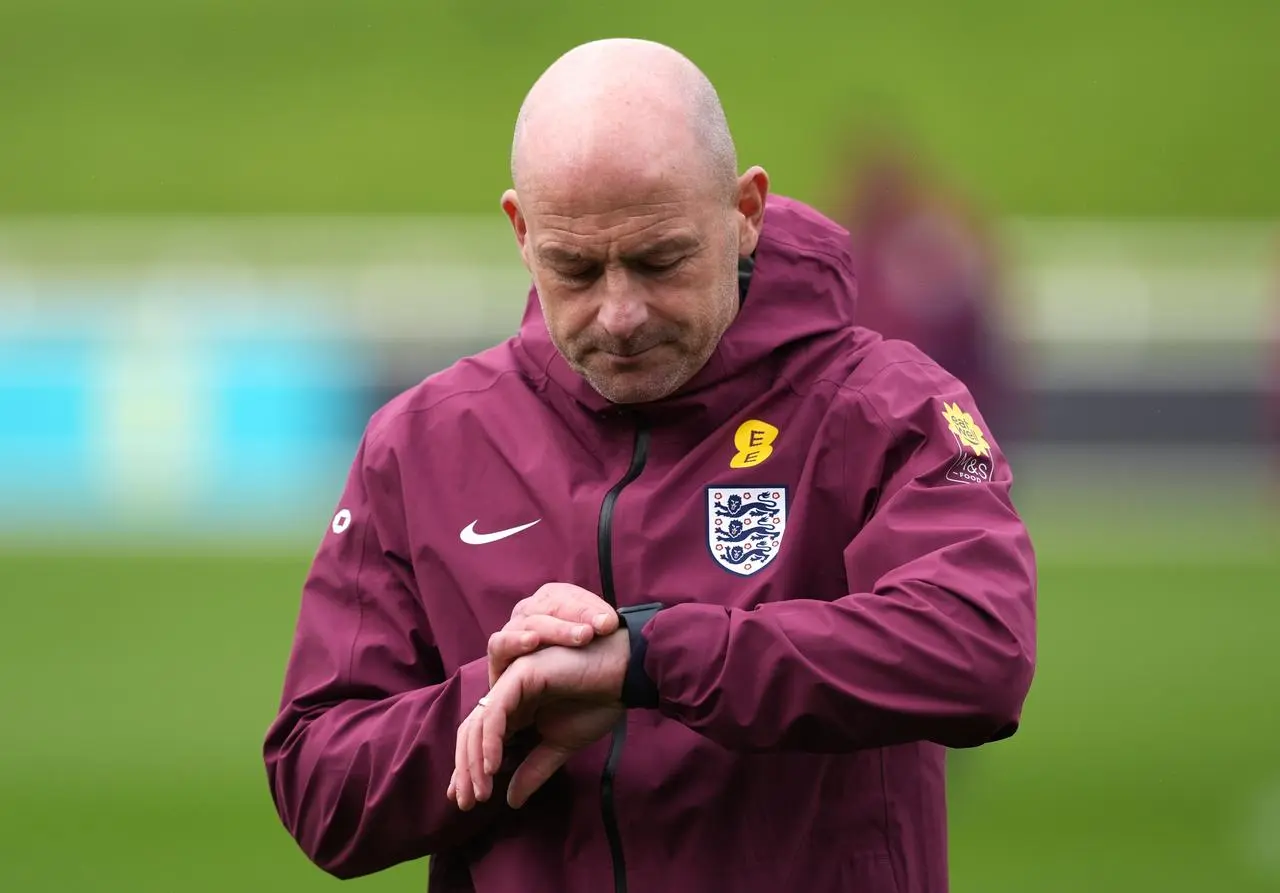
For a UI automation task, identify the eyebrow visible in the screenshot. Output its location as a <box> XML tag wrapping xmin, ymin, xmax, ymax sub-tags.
<box><xmin>623</xmin><ymin>235</ymin><xmax>700</xmax><ymax>261</ymax></box>
<box><xmin>536</xmin><ymin>245</ymin><xmax>591</xmax><ymax>265</ymax></box>
<box><xmin>535</xmin><ymin>234</ymin><xmax>701</xmax><ymax>265</ymax></box>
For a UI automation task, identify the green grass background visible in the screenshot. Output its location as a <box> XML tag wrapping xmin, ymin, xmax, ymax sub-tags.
<box><xmin>2</xmin><ymin>0</ymin><xmax>1278</xmax><ymax>216</ymax></box>
<box><xmin>2</xmin><ymin>493</ymin><xmax>1277</xmax><ymax>892</ymax></box>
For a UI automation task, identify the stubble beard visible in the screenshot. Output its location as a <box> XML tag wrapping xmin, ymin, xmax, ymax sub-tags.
<box><xmin>569</xmin><ymin>278</ymin><xmax>738</xmax><ymax>405</ymax></box>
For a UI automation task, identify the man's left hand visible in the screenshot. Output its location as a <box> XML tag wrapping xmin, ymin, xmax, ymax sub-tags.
<box><xmin>485</xmin><ymin>583</ymin><xmax>619</xmax><ymax>687</ymax></box>
<box><xmin>448</xmin><ymin>629</ymin><xmax>630</xmax><ymax>810</ymax></box>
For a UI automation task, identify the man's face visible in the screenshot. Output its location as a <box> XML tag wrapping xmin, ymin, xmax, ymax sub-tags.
<box><xmin>505</xmin><ymin>174</ymin><xmax>756</xmax><ymax>404</ymax></box>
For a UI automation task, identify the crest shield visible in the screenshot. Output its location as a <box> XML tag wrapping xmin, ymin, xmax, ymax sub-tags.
<box><xmin>706</xmin><ymin>486</ymin><xmax>787</xmax><ymax>576</ymax></box>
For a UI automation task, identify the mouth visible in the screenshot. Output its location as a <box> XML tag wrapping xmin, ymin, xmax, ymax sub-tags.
<box><xmin>600</xmin><ymin>343</ymin><xmax>662</xmax><ymax>361</ymax></box>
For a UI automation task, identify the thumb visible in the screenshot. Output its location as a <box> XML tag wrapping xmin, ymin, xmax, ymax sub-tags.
<box><xmin>592</xmin><ymin>608</ymin><xmax>619</xmax><ymax>636</ymax></box>
<box><xmin>507</xmin><ymin>741</ymin><xmax>574</xmax><ymax>809</ymax></box>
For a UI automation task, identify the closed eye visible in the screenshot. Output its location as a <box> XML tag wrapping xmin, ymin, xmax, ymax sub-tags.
<box><xmin>553</xmin><ymin>265</ymin><xmax>602</xmax><ymax>286</ymax></box>
<box><xmin>632</xmin><ymin>256</ymin><xmax>686</xmax><ymax>277</ymax></box>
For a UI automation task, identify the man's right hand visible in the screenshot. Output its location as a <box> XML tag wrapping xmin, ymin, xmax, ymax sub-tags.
<box><xmin>487</xmin><ymin>583</ymin><xmax>619</xmax><ymax>686</ymax></box>
<box><xmin>451</xmin><ymin>631</ymin><xmax>630</xmax><ymax>811</ymax></box>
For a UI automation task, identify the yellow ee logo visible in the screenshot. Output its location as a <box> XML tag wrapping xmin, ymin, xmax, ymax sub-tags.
<box><xmin>730</xmin><ymin>419</ymin><xmax>779</xmax><ymax>468</ymax></box>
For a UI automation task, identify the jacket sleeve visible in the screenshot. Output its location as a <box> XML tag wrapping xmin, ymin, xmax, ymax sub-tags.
<box><xmin>642</xmin><ymin>360</ymin><xmax>1037</xmax><ymax>752</ymax></box>
<box><xmin>263</xmin><ymin>423</ymin><xmax>512</xmax><ymax>878</ymax></box>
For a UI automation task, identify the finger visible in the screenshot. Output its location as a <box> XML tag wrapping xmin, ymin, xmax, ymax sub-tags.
<box><xmin>453</xmin><ymin>714</ymin><xmax>474</xmax><ymax>811</ymax></box>
<box><xmin>476</xmin><ymin>670</ymin><xmax>524</xmax><ymax>786</ymax></box>
<box><xmin>516</xmin><ymin>584</ymin><xmax>615</xmax><ymax>632</ymax></box>
<box><xmin>591</xmin><ymin>608</ymin><xmax>619</xmax><ymax>636</ymax></box>
<box><xmin>491</xmin><ymin>615</ymin><xmax>599</xmax><ymax>687</ymax></box>
<box><xmin>447</xmin><ymin>773</ymin><xmax>455</xmax><ymax>802</ymax></box>
<box><xmin>489</xmin><ymin>619</ymin><xmax>588</xmax><ymax>677</ymax></box>
<box><xmin>508</xmin><ymin>742</ymin><xmax>574</xmax><ymax>809</ymax></box>
<box><xmin>492</xmin><ymin>616</ymin><xmax>594</xmax><ymax>671</ymax></box>
<box><xmin>488</xmin><ymin>629</ymin><xmax>538</xmax><ymax>686</ymax></box>
<box><xmin>481</xmin><ymin>699</ymin><xmax>506</xmax><ymax>779</ymax></box>
<box><xmin>510</xmin><ymin>614</ymin><xmax>597</xmax><ymax>645</ymax></box>
<box><xmin>468</xmin><ymin>700</ymin><xmax>490</xmax><ymax>804</ymax></box>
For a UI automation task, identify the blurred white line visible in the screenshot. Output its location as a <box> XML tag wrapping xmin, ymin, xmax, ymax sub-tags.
<box><xmin>2</xmin><ymin>217</ymin><xmax>1276</xmax><ymax>390</ymax></box>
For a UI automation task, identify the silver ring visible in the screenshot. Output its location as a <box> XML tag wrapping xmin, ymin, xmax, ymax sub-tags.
<box><xmin>477</xmin><ymin>696</ymin><xmax>490</xmax><ymax>708</ymax></box>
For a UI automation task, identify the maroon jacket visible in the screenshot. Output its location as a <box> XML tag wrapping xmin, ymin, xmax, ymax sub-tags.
<box><xmin>264</xmin><ymin>196</ymin><xmax>1037</xmax><ymax>893</ymax></box>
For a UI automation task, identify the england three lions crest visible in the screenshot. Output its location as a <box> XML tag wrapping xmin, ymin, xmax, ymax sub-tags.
<box><xmin>707</xmin><ymin>487</ymin><xmax>787</xmax><ymax>576</ymax></box>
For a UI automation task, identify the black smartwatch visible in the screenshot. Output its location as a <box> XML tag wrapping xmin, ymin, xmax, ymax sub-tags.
<box><xmin>616</xmin><ymin>602</ymin><xmax>663</xmax><ymax>708</ymax></box>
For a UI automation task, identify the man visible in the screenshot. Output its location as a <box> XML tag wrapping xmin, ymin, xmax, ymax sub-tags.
<box><xmin>1270</xmin><ymin>241</ymin><xmax>1280</xmax><ymax>491</ymax></box>
<box><xmin>264</xmin><ymin>39</ymin><xmax>1037</xmax><ymax>893</ymax></box>
<box><xmin>832</xmin><ymin>130</ymin><xmax>1020</xmax><ymax>440</ymax></box>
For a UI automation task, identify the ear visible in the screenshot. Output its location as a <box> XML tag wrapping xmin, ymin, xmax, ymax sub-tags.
<box><xmin>734</xmin><ymin>167</ymin><xmax>770</xmax><ymax>257</ymax></box>
<box><xmin>501</xmin><ymin>189</ymin><xmax>532</xmax><ymax>270</ymax></box>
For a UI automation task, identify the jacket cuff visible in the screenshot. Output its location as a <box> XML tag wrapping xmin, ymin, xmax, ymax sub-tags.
<box><xmin>617</xmin><ymin>602</ymin><xmax>664</xmax><ymax>709</ymax></box>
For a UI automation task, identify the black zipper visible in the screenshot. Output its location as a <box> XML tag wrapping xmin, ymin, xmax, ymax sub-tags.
<box><xmin>596</xmin><ymin>423</ymin><xmax>650</xmax><ymax>893</ymax></box>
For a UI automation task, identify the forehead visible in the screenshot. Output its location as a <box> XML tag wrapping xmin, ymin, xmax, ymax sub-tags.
<box><xmin>523</xmin><ymin>179</ymin><xmax>716</xmax><ymax>260</ymax></box>
<box><xmin>530</xmin><ymin>200</ymin><xmax>699</xmax><ymax>250</ymax></box>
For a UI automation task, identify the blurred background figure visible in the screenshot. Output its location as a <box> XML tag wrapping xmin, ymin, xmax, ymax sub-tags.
<box><xmin>1270</xmin><ymin>235</ymin><xmax>1280</xmax><ymax>491</ymax></box>
<box><xmin>832</xmin><ymin>127</ymin><xmax>1020</xmax><ymax>440</ymax></box>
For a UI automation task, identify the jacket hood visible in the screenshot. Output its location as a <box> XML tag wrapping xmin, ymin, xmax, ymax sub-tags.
<box><xmin>514</xmin><ymin>195</ymin><xmax>859</xmax><ymax>424</ymax></box>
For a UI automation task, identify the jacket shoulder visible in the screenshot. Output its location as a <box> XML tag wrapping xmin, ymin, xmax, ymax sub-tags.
<box><xmin>362</xmin><ymin>339</ymin><xmax>527</xmax><ymax>459</ymax></box>
<box><xmin>824</xmin><ymin>334</ymin><xmax>984</xmax><ymax>438</ymax></box>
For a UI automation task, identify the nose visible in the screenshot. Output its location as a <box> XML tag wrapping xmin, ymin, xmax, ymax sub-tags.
<box><xmin>596</xmin><ymin>273</ymin><xmax>649</xmax><ymax>341</ymax></box>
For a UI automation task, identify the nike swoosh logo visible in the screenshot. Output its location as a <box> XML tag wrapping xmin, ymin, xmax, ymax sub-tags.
<box><xmin>459</xmin><ymin>518</ymin><xmax>541</xmax><ymax>545</ymax></box>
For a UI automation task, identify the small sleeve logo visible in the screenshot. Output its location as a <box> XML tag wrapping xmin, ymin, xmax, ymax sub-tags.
<box><xmin>942</xmin><ymin>402</ymin><xmax>990</xmax><ymax>457</ymax></box>
<box><xmin>331</xmin><ymin>508</ymin><xmax>353</xmax><ymax>535</ymax></box>
<box><xmin>941</xmin><ymin>402</ymin><xmax>995</xmax><ymax>484</ymax></box>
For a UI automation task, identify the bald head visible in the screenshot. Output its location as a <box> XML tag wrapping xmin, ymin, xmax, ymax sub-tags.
<box><xmin>501</xmin><ymin>40</ymin><xmax>769</xmax><ymax>405</ymax></box>
<box><xmin>510</xmin><ymin>39</ymin><xmax>738</xmax><ymax>203</ymax></box>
